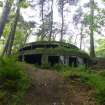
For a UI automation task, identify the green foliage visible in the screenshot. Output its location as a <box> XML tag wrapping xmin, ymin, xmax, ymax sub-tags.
<box><xmin>84</xmin><ymin>15</ymin><xmax>92</xmax><ymax>25</ymax></box>
<box><xmin>19</xmin><ymin>0</ymin><xmax>29</xmax><ymax>8</ymax></box>
<box><xmin>96</xmin><ymin>39</ymin><xmax>105</xmax><ymax>55</ymax></box>
<box><xmin>0</xmin><ymin>57</ymin><xmax>29</xmax><ymax>105</ymax></box>
<box><xmin>3</xmin><ymin>24</ymin><xmax>11</xmax><ymax>38</ymax></box>
<box><xmin>55</xmin><ymin>66</ymin><xmax>105</xmax><ymax>105</ymax></box>
<box><xmin>33</xmin><ymin>47</ymin><xmax>89</xmax><ymax>58</ymax></box>
<box><xmin>13</xmin><ymin>26</ymin><xmax>26</xmax><ymax>50</ymax></box>
<box><xmin>0</xmin><ymin>1</ymin><xmax>3</xmax><ymax>7</ymax></box>
<box><xmin>0</xmin><ymin>0</ymin><xmax>29</xmax><ymax>54</ymax></box>
<box><xmin>20</xmin><ymin>41</ymin><xmax>90</xmax><ymax>59</ymax></box>
<box><xmin>96</xmin><ymin>39</ymin><xmax>105</xmax><ymax>57</ymax></box>
<box><xmin>2</xmin><ymin>21</ymin><xmax>27</xmax><ymax>53</ymax></box>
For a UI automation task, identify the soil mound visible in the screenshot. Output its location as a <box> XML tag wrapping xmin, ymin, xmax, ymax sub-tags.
<box><xmin>22</xmin><ymin>64</ymin><xmax>96</xmax><ymax>105</ymax></box>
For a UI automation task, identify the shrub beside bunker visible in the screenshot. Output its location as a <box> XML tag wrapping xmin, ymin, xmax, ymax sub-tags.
<box><xmin>0</xmin><ymin>57</ymin><xmax>29</xmax><ymax>105</ymax></box>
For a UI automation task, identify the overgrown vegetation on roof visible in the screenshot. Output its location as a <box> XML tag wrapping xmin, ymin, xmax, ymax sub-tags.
<box><xmin>20</xmin><ymin>46</ymin><xmax>90</xmax><ymax>59</ymax></box>
<box><xmin>19</xmin><ymin>41</ymin><xmax>89</xmax><ymax>59</ymax></box>
<box><xmin>22</xmin><ymin>41</ymin><xmax>79</xmax><ymax>50</ymax></box>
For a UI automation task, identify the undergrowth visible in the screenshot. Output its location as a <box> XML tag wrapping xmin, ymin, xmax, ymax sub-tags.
<box><xmin>54</xmin><ymin>65</ymin><xmax>105</xmax><ymax>105</ymax></box>
<box><xmin>0</xmin><ymin>57</ymin><xmax>29</xmax><ymax>105</ymax></box>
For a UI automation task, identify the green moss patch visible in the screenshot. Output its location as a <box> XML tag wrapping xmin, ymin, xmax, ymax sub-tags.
<box><xmin>24</xmin><ymin>41</ymin><xmax>79</xmax><ymax>50</ymax></box>
<box><xmin>21</xmin><ymin>47</ymin><xmax>90</xmax><ymax>59</ymax></box>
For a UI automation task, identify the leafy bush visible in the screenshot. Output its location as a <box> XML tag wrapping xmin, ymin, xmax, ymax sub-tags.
<box><xmin>0</xmin><ymin>57</ymin><xmax>29</xmax><ymax>105</ymax></box>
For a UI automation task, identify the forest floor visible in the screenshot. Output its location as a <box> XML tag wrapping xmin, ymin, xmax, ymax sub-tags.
<box><xmin>21</xmin><ymin>64</ymin><xmax>97</xmax><ymax>105</ymax></box>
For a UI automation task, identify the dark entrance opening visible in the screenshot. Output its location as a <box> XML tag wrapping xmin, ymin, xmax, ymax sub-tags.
<box><xmin>48</xmin><ymin>56</ymin><xmax>59</xmax><ymax>66</ymax></box>
<box><xmin>83</xmin><ymin>58</ymin><xmax>89</xmax><ymax>67</ymax></box>
<box><xmin>69</xmin><ymin>57</ymin><xmax>77</xmax><ymax>67</ymax></box>
<box><xmin>18</xmin><ymin>55</ymin><xmax>23</xmax><ymax>61</ymax></box>
<box><xmin>24</xmin><ymin>54</ymin><xmax>42</xmax><ymax>65</ymax></box>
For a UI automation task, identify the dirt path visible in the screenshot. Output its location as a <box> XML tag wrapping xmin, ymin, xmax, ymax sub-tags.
<box><xmin>22</xmin><ymin>64</ymin><xmax>97</xmax><ymax>105</ymax></box>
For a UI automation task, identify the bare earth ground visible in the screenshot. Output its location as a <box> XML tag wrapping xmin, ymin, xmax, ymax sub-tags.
<box><xmin>22</xmin><ymin>64</ymin><xmax>97</xmax><ymax>105</ymax></box>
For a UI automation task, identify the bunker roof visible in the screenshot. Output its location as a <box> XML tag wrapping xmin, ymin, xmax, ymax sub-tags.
<box><xmin>20</xmin><ymin>41</ymin><xmax>79</xmax><ymax>50</ymax></box>
<box><xmin>19</xmin><ymin>41</ymin><xmax>90</xmax><ymax>59</ymax></box>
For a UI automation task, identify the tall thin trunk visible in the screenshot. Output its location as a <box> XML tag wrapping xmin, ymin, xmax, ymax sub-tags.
<box><xmin>49</xmin><ymin>0</ymin><xmax>53</xmax><ymax>41</ymax></box>
<box><xmin>7</xmin><ymin>8</ymin><xmax>20</xmax><ymax>55</ymax></box>
<box><xmin>53</xmin><ymin>34</ymin><xmax>56</xmax><ymax>41</ymax></box>
<box><xmin>74</xmin><ymin>34</ymin><xmax>77</xmax><ymax>45</ymax></box>
<box><xmin>2</xmin><ymin>6</ymin><xmax>20</xmax><ymax>56</ymax></box>
<box><xmin>41</xmin><ymin>2</ymin><xmax>44</xmax><ymax>40</ymax></box>
<box><xmin>0</xmin><ymin>0</ymin><xmax>13</xmax><ymax>39</ymax></box>
<box><xmin>60</xmin><ymin>0</ymin><xmax>64</xmax><ymax>42</ymax></box>
<box><xmin>2</xmin><ymin>30</ymin><xmax>11</xmax><ymax>56</ymax></box>
<box><xmin>90</xmin><ymin>0</ymin><xmax>95</xmax><ymax>57</ymax></box>
<box><xmin>23</xmin><ymin>30</ymin><xmax>31</xmax><ymax>45</ymax></box>
<box><xmin>80</xmin><ymin>25</ymin><xmax>83</xmax><ymax>49</ymax></box>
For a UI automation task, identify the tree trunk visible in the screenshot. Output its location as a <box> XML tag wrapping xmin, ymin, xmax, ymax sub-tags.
<box><xmin>2</xmin><ymin>7</ymin><xmax>20</xmax><ymax>56</ymax></box>
<box><xmin>41</xmin><ymin>2</ymin><xmax>45</xmax><ymax>40</ymax></box>
<box><xmin>0</xmin><ymin>0</ymin><xmax>13</xmax><ymax>39</ymax></box>
<box><xmin>23</xmin><ymin>29</ymin><xmax>31</xmax><ymax>45</ymax></box>
<box><xmin>49</xmin><ymin>0</ymin><xmax>53</xmax><ymax>41</ymax></box>
<box><xmin>7</xmin><ymin>8</ymin><xmax>20</xmax><ymax>55</ymax></box>
<box><xmin>80</xmin><ymin>25</ymin><xmax>83</xmax><ymax>49</ymax></box>
<box><xmin>2</xmin><ymin>31</ymin><xmax>12</xmax><ymax>56</ymax></box>
<box><xmin>74</xmin><ymin>34</ymin><xmax>77</xmax><ymax>45</ymax></box>
<box><xmin>60</xmin><ymin>0</ymin><xmax>64</xmax><ymax>42</ymax></box>
<box><xmin>90</xmin><ymin>0</ymin><xmax>95</xmax><ymax>57</ymax></box>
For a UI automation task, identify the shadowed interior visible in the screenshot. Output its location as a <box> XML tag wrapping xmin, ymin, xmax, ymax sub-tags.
<box><xmin>48</xmin><ymin>56</ymin><xmax>59</xmax><ymax>66</ymax></box>
<box><xmin>69</xmin><ymin>57</ymin><xmax>77</xmax><ymax>67</ymax></box>
<box><xmin>24</xmin><ymin>54</ymin><xmax>42</xmax><ymax>65</ymax></box>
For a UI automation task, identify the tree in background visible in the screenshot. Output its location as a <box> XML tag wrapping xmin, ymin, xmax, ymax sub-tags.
<box><xmin>96</xmin><ymin>38</ymin><xmax>105</xmax><ymax>57</ymax></box>
<box><xmin>58</xmin><ymin>0</ymin><xmax>79</xmax><ymax>42</ymax></box>
<box><xmin>2</xmin><ymin>0</ymin><xmax>29</xmax><ymax>56</ymax></box>
<box><xmin>22</xmin><ymin>21</ymin><xmax>36</xmax><ymax>45</ymax></box>
<box><xmin>39</xmin><ymin>0</ymin><xmax>47</xmax><ymax>40</ymax></box>
<box><xmin>58</xmin><ymin>0</ymin><xmax>65</xmax><ymax>42</ymax></box>
<box><xmin>73</xmin><ymin>6</ymin><xmax>84</xmax><ymax>48</ymax></box>
<box><xmin>72</xmin><ymin>0</ymin><xmax>105</xmax><ymax>56</ymax></box>
<box><xmin>49</xmin><ymin>0</ymin><xmax>54</xmax><ymax>41</ymax></box>
<box><xmin>89</xmin><ymin>0</ymin><xmax>95</xmax><ymax>57</ymax></box>
<box><xmin>2</xmin><ymin>0</ymin><xmax>21</xmax><ymax>56</ymax></box>
<box><xmin>0</xmin><ymin>0</ymin><xmax>105</xmax><ymax>56</ymax></box>
<box><xmin>0</xmin><ymin>0</ymin><xmax>14</xmax><ymax>39</ymax></box>
<box><xmin>36</xmin><ymin>0</ymin><xmax>55</xmax><ymax>41</ymax></box>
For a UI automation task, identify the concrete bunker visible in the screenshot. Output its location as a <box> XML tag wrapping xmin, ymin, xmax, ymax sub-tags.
<box><xmin>18</xmin><ymin>41</ymin><xmax>90</xmax><ymax>67</ymax></box>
